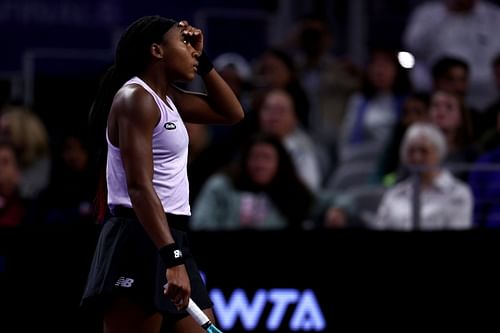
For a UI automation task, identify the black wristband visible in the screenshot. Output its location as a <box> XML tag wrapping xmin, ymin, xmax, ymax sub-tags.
<box><xmin>159</xmin><ymin>243</ymin><xmax>185</xmax><ymax>268</ymax></box>
<box><xmin>197</xmin><ymin>50</ymin><xmax>214</xmax><ymax>77</ymax></box>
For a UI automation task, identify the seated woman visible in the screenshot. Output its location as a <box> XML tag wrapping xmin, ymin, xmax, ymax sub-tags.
<box><xmin>0</xmin><ymin>105</ymin><xmax>51</xmax><ymax>200</ymax></box>
<box><xmin>428</xmin><ymin>89</ymin><xmax>479</xmax><ymax>180</ymax></box>
<box><xmin>0</xmin><ymin>141</ymin><xmax>26</xmax><ymax>227</ymax></box>
<box><xmin>257</xmin><ymin>88</ymin><xmax>325</xmax><ymax>192</ymax></box>
<box><xmin>372</xmin><ymin>122</ymin><xmax>473</xmax><ymax>231</ymax></box>
<box><xmin>190</xmin><ymin>133</ymin><xmax>315</xmax><ymax>230</ymax></box>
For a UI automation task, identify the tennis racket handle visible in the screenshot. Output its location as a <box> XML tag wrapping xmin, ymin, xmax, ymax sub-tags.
<box><xmin>187</xmin><ymin>298</ymin><xmax>211</xmax><ymax>327</ymax></box>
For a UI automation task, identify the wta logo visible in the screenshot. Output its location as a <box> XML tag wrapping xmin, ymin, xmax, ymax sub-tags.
<box><xmin>209</xmin><ymin>288</ymin><xmax>326</xmax><ymax>331</ymax></box>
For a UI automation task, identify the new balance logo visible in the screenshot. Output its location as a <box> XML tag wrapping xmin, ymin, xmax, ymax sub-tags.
<box><xmin>174</xmin><ymin>249</ymin><xmax>182</xmax><ymax>258</ymax></box>
<box><xmin>115</xmin><ymin>277</ymin><xmax>134</xmax><ymax>288</ymax></box>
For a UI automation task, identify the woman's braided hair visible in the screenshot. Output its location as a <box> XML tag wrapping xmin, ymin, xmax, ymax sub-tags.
<box><xmin>88</xmin><ymin>15</ymin><xmax>177</xmax><ymax>221</ymax></box>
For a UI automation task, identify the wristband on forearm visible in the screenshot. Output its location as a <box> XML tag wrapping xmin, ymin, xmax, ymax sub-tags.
<box><xmin>197</xmin><ymin>50</ymin><xmax>214</xmax><ymax>77</ymax></box>
<box><xmin>159</xmin><ymin>243</ymin><xmax>185</xmax><ymax>268</ymax></box>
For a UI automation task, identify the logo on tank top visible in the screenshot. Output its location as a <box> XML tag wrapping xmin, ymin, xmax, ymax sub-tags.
<box><xmin>164</xmin><ymin>122</ymin><xmax>176</xmax><ymax>130</ymax></box>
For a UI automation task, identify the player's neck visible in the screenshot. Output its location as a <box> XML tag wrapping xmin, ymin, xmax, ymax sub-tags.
<box><xmin>140</xmin><ymin>69</ymin><xmax>170</xmax><ymax>100</ymax></box>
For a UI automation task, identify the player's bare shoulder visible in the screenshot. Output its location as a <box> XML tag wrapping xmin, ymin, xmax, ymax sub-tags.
<box><xmin>112</xmin><ymin>84</ymin><xmax>153</xmax><ymax>114</ymax></box>
<box><xmin>109</xmin><ymin>84</ymin><xmax>160</xmax><ymax>127</ymax></box>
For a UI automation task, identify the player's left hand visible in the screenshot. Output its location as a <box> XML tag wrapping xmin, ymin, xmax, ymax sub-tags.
<box><xmin>178</xmin><ymin>20</ymin><xmax>204</xmax><ymax>54</ymax></box>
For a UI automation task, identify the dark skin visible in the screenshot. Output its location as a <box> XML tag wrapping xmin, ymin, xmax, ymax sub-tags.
<box><xmin>445</xmin><ymin>0</ymin><xmax>477</xmax><ymax>12</ymax></box>
<box><xmin>105</xmin><ymin>21</ymin><xmax>244</xmax><ymax>333</ymax></box>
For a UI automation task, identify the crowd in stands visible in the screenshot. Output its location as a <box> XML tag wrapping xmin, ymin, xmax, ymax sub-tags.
<box><xmin>2</xmin><ymin>0</ymin><xmax>500</xmax><ymax>230</ymax></box>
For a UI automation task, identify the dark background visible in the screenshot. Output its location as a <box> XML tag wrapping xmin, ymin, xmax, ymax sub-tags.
<box><xmin>1</xmin><ymin>226</ymin><xmax>499</xmax><ymax>332</ymax></box>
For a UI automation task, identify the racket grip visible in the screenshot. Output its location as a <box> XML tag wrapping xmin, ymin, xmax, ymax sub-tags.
<box><xmin>187</xmin><ymin>298</ymin><xmax>211</xmax><ymax>327</ymax></box>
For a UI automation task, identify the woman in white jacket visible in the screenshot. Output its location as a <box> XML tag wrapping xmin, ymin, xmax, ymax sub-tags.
<box><xmin>373</xmin><ymin>122</ymin><xmax>473</xmax><ymax>231</ymax></box>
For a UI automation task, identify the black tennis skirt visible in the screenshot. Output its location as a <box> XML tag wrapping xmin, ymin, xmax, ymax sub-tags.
<box><xmin>80</xmin><ymin>208</ymin><xmax>213</xmax><ymax>322</ymax></box>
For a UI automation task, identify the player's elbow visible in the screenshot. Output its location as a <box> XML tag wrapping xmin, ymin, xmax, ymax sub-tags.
<box><xmin>227</xmin><ymin>106</ymin><xmax>245</xmax><ymax>124</ymax></box>
<box><xmin>127</xmin><ymin>182</ymin><xmax>152</xmax><ymax>202</ymax></box>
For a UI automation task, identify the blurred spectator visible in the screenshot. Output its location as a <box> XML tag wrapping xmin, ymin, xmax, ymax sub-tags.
<box><xmin>0</xmin><ymin>105</ymin><xmax>51</xmax><ymax>199</ymax></box>
<box><xmin>467</xmin><ymin>56</ymin><xmax>500</xmax><ymax>227</ymax></box>
<box><xmin>404</xmin><ymin>0</ymin><xmax>500</xmax><ymax>110</ymax></box>
<box><xmin>372</xmin><ymin>122</ymin><xmax>473</xmax><ymax>231</ymax></box>
<box><xmin>311</xmin><ymin>188</ymin><xmax>355</xmax><ymax>229</ymax></box>
<box><xmin>288</xmin><ymin>14</ymin><xmax>361</xmax><ymax>157</ymax></box>
<box><xmin>479</xmin><ymin>52</ymin><xmax>500</xmax><ymax>136</ymax></box>
<box><xmin>337</xmin><ymin>47</ymin><xmax>410</xmax><ymax>166</ymax></box>
<box><xmin>190</xmin><ymin>133</ymin><xmax>314</xmax><ymax>230</ymax></box>
<box><xmin>29</xmin><ymin>131</ymin><xmax>96</xmax><ymax>224</ymax></box>
<box><xmin>322</xmin><ymin>205</ymin><xmax>348</xmax><ymax>229</ymax></box>
<box><xmin>213</xmin><ymin>52</ymin><xmax>253</xmax><ymax>112</ymax></box>
<box><xmin>257</xmin><ymin>88</ymin><xmax>325</xmax><ymax>192</ymax></box>
<box><xmin>430</xmin><ymin>55</ymin><xmax>489</xmax><ymax>135</ymax></box>
<box><xmin>428</xmin><ymin>89</ymin><xmax>479</xmax><ymax>180</ymax></box>
<box><xmin>477</xmin><ymin>104</ymin><xmax>500</xmax><ymax>154</ymax></box>
<box><xmin>377</xmin><ymin>91</ymin><xmax>431</xmax><ymax>185</ymax></box>
<box><xmin>252</xmin><ymin>48</ymin><xmax>310</xmax><ymax>128</ymax></box>
<box><xmin>468</xmin><ymin>146</ymin><xmax>500</xmax><ymax>228</ymax></box>
<box><xmin>206</xmin><ymin>52</ymin><xmax>256</xmax><ymax>161</ymax></box>
<box><xmin>185</xmin><ymin>122</ymin><xmax>228</xmax><ymax>205</ymax></box>
<box><xmin>0</xmin><ymin>141</ymin><xmax>26</xmax><ymax>227</ymax></box>
<box><xmin>431</xmin><ymin>56</ymin><xmax>470</xmax><ymax>105</ymax></box>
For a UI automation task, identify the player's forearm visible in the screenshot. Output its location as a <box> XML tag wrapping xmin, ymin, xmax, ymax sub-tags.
<box><xmin>128</xmin><ymin>185</ymin><xmax>175</xmax><ymax>248</ymax></box>
<box><xmin>202</xmin><ymin>70</ymin><xmax>245</xmax><ymax>124</ymax></box>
